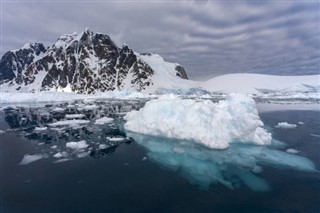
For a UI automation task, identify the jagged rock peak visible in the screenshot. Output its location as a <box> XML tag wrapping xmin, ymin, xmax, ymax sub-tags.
<box><xmin>0</xmin><ymin>29</ymin><xmax>189</xmax><ymax>93</ymax></box>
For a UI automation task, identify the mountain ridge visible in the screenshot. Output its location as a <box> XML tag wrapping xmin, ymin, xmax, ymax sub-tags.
<box><xmin>0</xmin><ymin>29</ymin><xmax>188</xmax><ymax>94</ymax></box>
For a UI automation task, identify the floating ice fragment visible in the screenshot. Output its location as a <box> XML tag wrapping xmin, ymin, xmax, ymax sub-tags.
<box><xmin>19</xmin><ymin>154</ymin><xmax>43</xmax><ymax>165</ymax></box>
<box><xmin>275</xmin><ymin>122</ymin><xmax>297</xmax><ymax>129</ymax></box>
<box><xmin>124</xmin><ymin>93</ymin><xmax>271</xmax><ymax>149</ymax></box>
<box><xmin>106</xmin><ymin>136</ymin><xmax>125</xmax><ymax>142</ymax></box>
<box><xmin>95</xmin><ymin>117</ymin><xmax>114</xmax><ymax>125</ymax></box>
<box><xmin>49</xmin><ymin>119</ymin><xmax>89</xmax><ymax>127</ymax></box>
<box><xmin>34</xmin><ymin>127</ymin><xmax>47</xmax><ymax>131</ymax></box>
<box><xmin>298</xmin><ymin>121</ymin><xmax>304</xmax><ymax>125</ymax></box>
<box><xmin>66</xmin><ymin>140</ymin><xmax>88</xmax><ymax>150</ymax></box>
<box><xmin>53</xmin><ymin>152</ymin><xmax>63</xmax><ymax>158</ymax></box>
<box><xmin>0</xmin><ymin>130</ymin><xmax>5</xmax><ymax>134</ymax></box>
<box><xmin>65</xmin><ymin>114</ymin><xmax>85</xmax><ymax>119</ymax></box>
<box><xmin>52</xmin><ymin>107</ymin><xmax>65</xmax><ymax>112</ymax></box>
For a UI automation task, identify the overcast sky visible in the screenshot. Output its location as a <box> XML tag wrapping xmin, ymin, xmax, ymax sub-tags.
<box><xmin>1</xmin><ymin>1</ymin><xmax>319</xmax><ymax>80</ymax></box>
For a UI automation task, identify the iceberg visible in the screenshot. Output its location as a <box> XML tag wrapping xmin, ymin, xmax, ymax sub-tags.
<box><xmin>124</xmin><ymin>93</ymin><xmax>271</xmax><ymax>149</ymax></box>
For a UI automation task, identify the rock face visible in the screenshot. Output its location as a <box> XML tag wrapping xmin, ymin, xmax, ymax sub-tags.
<box><xmin>0</xmin><ymin>43</ymin><xmax>46</xmax><ymax>81</ymax></box>
<box><xmin>174</xmin><ymin>65</ymin><xmax>188</xmax><ymax>80</ymax></box>
<box><xmin>0</xmin><ymin>29</ymin><xmax>188</xmax><ymax>93</ymax></box>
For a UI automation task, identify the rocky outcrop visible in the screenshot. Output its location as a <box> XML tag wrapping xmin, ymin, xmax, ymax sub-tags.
<box><xmin>0</xmin><ymin>43</ymin><xmax>46</xmax><ymax>82</ymax></box>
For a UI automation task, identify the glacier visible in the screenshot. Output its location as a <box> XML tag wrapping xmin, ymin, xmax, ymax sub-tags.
<box><xmin>124</xmin><ymin>93</ymin><xmax>272</xmax><ymax>149</ymax></box>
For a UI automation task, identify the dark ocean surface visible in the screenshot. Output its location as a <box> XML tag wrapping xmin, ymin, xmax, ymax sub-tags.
<box><xmin>0</xmin><ymin>101</ymin><xmax>319</xmax><ymax>213</ymax></box>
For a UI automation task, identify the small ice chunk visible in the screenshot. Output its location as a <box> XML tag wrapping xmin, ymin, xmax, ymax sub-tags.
<box><xmin>49</xmin><ymin>119</ymin><xmax>89</xmax><ymax>127</ymax></box>
<box><xmin>65</xmin><ymin>114</ymin><xmax>85</xmax><ymax>119</ymax></box>
<box><xmin>0</xmin><ymin>130</ymin><xmax>5</xmax><ymax>134</ymax></box>
<box><xmin>51</xmin><ymin>145</ymin><xmax>57</xmax><ymax>149</ymax></box>
<box><xmin>83</xmin><ymin>105</ymin><xmax>98</xmax><ymax>110</ymax></box>
<box><xmin>106</xmin><ymin>136</ymin><xmax>125</xmax><ymax>142</ymax></box>
<box><xmin>53</xmin><ymin>152</ymin><xmax>63</xmax><ymax>158</ymax></box>
<box><xmin>66</xmin><ymin>140</ymin><xmax>88</xmax><ymax>150</ymax></box>
<box><xmin>286</xmin><ymin>148</ymin><xmax>299</xmax><ymax>154</ymax></box>
<box><xmin>19</xmin><ymin>154</ymin><xmax>43</xmax><ymax>165</ymax></box>
<box><xmin>298</xmin><ymin>122</ymin><xmax>304</xmax><ymax>125</ymax></box>
<box><xmin>275</xmin><ymin>122</ymin><xmax>297</xmax><ymax>129</ymax></box>
<box><xmin>95</xmin><ymin>117</ymin><xmax>114</xmax><ymax>125</ymax></box>
<box><xmin>34</xmin><ymin>127</ymin><xmax>47</xmax><ymax>131</ymax></box>
<box><xmin>310</xmin><ymin>133</ymin><xmax>320</xmax><ymax>138</ymax></box>
<box><xmin>142</xmin><ymin>156</ymin><xmax>148</xmax><ymax>161</ymax></box>
<box><xmin>52</xmin><ymin>107</ymin><xmax>65</xmax><ymax>112</ymax></box>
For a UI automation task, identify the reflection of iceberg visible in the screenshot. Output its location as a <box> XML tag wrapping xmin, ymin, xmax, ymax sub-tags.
<box><xmin>128</xmin><ymin>133</ymin><xmax>316</xmax><ymax>192</ymax></box>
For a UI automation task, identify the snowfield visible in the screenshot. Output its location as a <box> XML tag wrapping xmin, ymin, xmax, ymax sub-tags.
<box><xmin>0</xmin><ymin>73</ymin><xmax>319</xmax><ymax>105</ymax></box>
<box><xmin>202</xmin><ymin>73</ymin><xmax>320</xmax><ymax>94</ymax></box>
<box><xmin>124</xmin><ymin>93</ymin><xmax>272</xmax><ymax>149</ymax></box>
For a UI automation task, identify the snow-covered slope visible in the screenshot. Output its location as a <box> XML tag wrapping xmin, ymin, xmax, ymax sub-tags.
<box><xmin>138</xmin><ymin>53</ymin><xmax>198</xmax><ymax>92</ymax></box>
<box><xmin>0</xmin><ymin>29</ymin><xmax>191</xmax><ymax>94</ymax></box>
<box><xmin>202</xmin><ymin>73</ymin><xmax>320</xmax><ymax>94</ymax></box>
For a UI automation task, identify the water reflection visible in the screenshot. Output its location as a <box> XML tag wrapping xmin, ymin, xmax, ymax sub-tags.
<box><xmin>2</xmin><ymin>100</ymin><xmax>147</xmax><ymax>163</ymax></box>
<box><xmin>127</xmin><ymin>132</ymin><xmax>317</xmax><ymax>192</ymax></box>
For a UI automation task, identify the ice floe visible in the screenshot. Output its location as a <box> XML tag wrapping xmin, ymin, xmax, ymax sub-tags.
<box><xmin>65</xmin><ymin>114</ymin><xmax>86</xmax><ymax>119</ymax></box>
<box><xmin>34</xmin><ymin>127</ymin><xmax>48</xmax><ymax>131</ymax></box>
<box><xmin>49</xmin><ymin>119</ymin><xmax>89</xmax><ymax>127</ymax></box>
<box><xmin>106</xmin><ymin>136</ymin><xmax>126</xmax><ymax>142</ymax></box>
<box><xmin>66</xmin><ymin>140</ymin><xmax>88</xmax><ymax>150</ymax></box>
<box><xmin>19</xmin><ymin>154</ymin><xmax>43</xmax><ymax>165</ymax></box>
<box><xmin>275</xmin><ymin>122</ymin><xmax>297</xmax><ymax>129</ymax></box>
<box><xmin>95</xmin><ymin>117</ymin><xmax>114</xmax><ymax>125</ymax></box>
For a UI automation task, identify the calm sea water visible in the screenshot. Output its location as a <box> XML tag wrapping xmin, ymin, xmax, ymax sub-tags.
<box><xmin>0</xmin><ymin>101</ymin><xmax>319</xmax><ymax>213</ymax></box>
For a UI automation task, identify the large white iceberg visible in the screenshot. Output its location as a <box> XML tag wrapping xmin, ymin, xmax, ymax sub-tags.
<box><xmin>124</xmin><ymin>93</ymin><xmax>271</xmax><ymax>149</ymax></box>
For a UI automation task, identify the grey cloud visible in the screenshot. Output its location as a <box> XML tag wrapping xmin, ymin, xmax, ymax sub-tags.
<box><xmin>2</xmin><ymin>1</ymin><xmax>319</xmax><ymax>80</ymax></box>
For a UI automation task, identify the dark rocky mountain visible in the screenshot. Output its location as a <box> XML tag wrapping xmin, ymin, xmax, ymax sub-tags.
<box><xmin>0</xmin><ymin>29</ymin><xmax>188</xmax><ymax>94</ymax></box>
<box><xmin>0</xmin><ymin>43</ymin><xmax>46</xmax><ymax>81</ymax></box>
